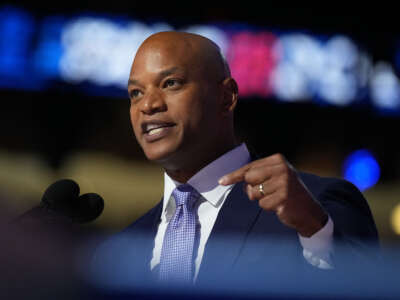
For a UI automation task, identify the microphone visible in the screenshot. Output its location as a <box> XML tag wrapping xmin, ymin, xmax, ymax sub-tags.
<box><xmin>3</xmin><ymin>180</ymin><xmax>105</xmax><ymax>299</ymax></box>
<box><xmin>14</xmin><ymin>179</ymin><xmax>104</xmax><ymax>225</ymax></box>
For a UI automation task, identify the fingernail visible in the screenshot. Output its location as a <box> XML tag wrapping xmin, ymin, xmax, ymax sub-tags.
<box><xmin>218</xmin><ymin>177</ymin><xmax>226</xmax><ymax>185</ymax></box>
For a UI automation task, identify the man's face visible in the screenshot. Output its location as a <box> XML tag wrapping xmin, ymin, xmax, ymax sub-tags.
<box><xmin>128</xmin><ymin>39</ymin><xmax>222</xmax><ymax>168</ymax></box>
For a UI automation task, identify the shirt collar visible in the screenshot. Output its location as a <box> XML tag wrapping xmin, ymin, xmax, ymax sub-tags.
<box><xmin>162</xmin><ymin>143</ymin><xmax>251</xmax><ymax>215</ymax></box>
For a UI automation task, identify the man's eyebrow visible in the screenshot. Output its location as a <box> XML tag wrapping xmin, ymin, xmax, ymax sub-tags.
<box><xmin>158</xmin><ymin>67</ymin><xmax>181</xmax><ymax>78</ymax></box>
<box><xmin>127</xmin><ymin>67</ymin><xmax>183</xmax><ymax>88</ymax></box>
<box><xmin>127</xmin><ymin>78</ymin><xmax>141</xmax><ymax>88</ymax></box>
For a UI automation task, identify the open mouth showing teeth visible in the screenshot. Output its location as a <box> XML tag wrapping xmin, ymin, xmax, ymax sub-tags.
<box><xmin>148</xmin><ymin>127</ymin><xmax>164</xmax><ymax>135</ymax></box>
<box><xmin>143</xmin><ymin>122</ymin><xmax>175</xmax><ymax>136</ymax></box>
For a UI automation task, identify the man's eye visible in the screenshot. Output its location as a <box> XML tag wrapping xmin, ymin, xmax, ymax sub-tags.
<box><xmin>130</xmin><ymin>89</ymin><xmax>142</xmax><ymax>98</ymax></box>
<box><xmin>164</xmin><ymin>79</ymin><xmax>180</xmax><ymax>88</ymax></box>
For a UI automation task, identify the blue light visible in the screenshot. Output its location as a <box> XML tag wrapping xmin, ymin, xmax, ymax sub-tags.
<box><xmin>343</xmin><ymin>149</ymin><xmax>380</xmax><ymax>191</ymax></box>
<box><xmin>33</xmin><ymin>16</ymin><xmax>66</xmax><ymax>77</ymax></box>
<box><xmin>0</xmin><ymin>7</ymin><xmax>33</xmax><ymax>77</ymax></box>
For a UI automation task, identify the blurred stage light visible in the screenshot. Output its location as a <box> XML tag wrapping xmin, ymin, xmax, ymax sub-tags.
<box><xmin>272</xmin><ymin>33</ymin><xmax>321</xmax><ymax>101</ymax></box>
<box><xmin>0</xmin><ymin>6</ymin><xmax>34</xmax><ymax>84</ymax></box>
<box><xmin>370</xmin><ymin>62</ymin><xmax>400</xmax><ymax>111</ymax></box>
<box><xmin>228</xmin><ymin>31</ymin><xmax>278</xmax><ymax>97</ymax></box>
<box><xmin>280</xmin><ymin>33</ymin><xmax>324</xmax><ymax>80</ymax></box>
<box><xmin>325</xmin><ymin>36</ymin><xmax>358</xmax><ymax>70</ymax></box>
<box><xmin>318</xmin><ymin>69</ymin><xmax>357</xmax><ymax>105</ymax></box>
<box><xmin>59</xmin><ymin>17</ymin><xmax>172</xmax><ymax>87</ymax></box>
<box><xmin>1</xmin><ymin>4</ymin><xmax>400</xmax><ymax>116</ymax></box>
<box><xmin>33</xmin><ymin>17</ymin><xmax>65</xmax><ymax>78</ymax></box>
<box><xmin>273</xmin><ymin>34</ymin><xmax>360</xmax><ymax>105</ymax></box>
<box><xmin>390</xmin><ymin>203</ymin><xmax>400</xmax><ymax>235</ymax></box>
<box><xmin>271</xmin><ymin>61</ymin><xmax>310</xmax><ymax>101</ymax></box>
<box><xmin>343</xmin><ymin>149</ymin><xmax>380</xmax><ymax>191</ymax></box>
<box><xmin>318</xmin><ymin>36</ymin><xmax>359</xmax><ymax>105</ymax></box>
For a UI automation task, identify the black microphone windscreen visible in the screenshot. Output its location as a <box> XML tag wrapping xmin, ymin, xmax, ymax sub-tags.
<box><xmin>41</xmin><ymin>179</ymin><xmax>80</xmax><ymax>211</ymax></box>
<box><xmin>14</xmin><ymin>179</ymin><xmax>104</xmax><ymax>225</ymax></box>
<box><xmin>74</xmin><ymin>193</ymin><xmax>104</xmax><ymax>224</ymax></box>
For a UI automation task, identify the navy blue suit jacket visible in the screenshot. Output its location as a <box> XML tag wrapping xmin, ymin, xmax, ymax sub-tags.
<box><xmin>93</xmin><ymin>172</ymin><xmax>379</xmax><ymax>288</ymax></box>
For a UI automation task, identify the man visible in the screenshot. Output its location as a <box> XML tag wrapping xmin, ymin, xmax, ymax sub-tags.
<box><xmin>92</xmin><ymin>31</ymin><xmax>379</xmax><ymax>291</ymax></box>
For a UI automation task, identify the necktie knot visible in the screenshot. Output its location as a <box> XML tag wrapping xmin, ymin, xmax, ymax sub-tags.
<box><xmin>172</xmin><ymin>184</ymin><xmax>199</xmax><ymax>209</ymax></box>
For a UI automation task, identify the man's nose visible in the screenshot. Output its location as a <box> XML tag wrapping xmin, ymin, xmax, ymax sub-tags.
<box><xmin>140</xmin><ymin>89</ymin><xmax>167</xmax><ymax>115</ymax></box>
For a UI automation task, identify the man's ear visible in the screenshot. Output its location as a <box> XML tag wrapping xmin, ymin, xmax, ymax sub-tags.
<box><xmin>220</xmin><ymin>77</ymin><xmax>239</xmax><ymax>115</ymax></box>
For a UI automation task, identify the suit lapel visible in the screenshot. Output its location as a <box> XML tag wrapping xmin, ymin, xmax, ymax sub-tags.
<box><xmin>122</xmin><ymin>200</ymin><xmax>163</xmax><ymax>276</ymax></box>
<box><xmin>196</xmin><ymin>182</ymin><xmax>262</xmax><ymax>283</ymax></box>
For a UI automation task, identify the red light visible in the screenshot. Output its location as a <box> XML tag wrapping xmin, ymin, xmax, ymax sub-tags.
<box><xmin>227</xmin><ymin>31</ymin><xmax>278</xmax><ymax>97</ymax></box>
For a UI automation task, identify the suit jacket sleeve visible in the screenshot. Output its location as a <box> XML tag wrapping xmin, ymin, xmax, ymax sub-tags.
<box><xmin>299</xmin><ymin>172</ymin><xmax>380</xmax><ymax>269</ymax></box>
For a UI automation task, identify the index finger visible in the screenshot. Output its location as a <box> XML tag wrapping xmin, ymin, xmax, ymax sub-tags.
<box><xmin>218</xmin><ymin>162</ymin><xmax>254</xmax><ymax>185</ymax></box>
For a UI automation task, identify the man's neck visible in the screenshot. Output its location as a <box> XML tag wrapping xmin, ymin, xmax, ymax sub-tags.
<box><xmin>164</xmin><ymin>142</ymin><xmax>238</xmax><ymax>183</ymax></box>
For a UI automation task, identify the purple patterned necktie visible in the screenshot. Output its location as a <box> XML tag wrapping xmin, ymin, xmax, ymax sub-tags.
<box><xmin>159</xmin><ymin>184</ymin><xmax>200</xmax><ymax>283</ymax></box>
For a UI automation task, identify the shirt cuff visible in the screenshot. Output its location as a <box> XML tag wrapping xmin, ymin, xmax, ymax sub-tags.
<box><xmin>298</xmin><ymin>216</ymin><xmax>334</xmax><ymax>269</ymax></box>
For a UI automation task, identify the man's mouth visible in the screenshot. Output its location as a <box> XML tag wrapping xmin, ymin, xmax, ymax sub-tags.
<box><xmin>141</xmin><ymin>121</ymin><xmax>176</xmax><ymax>141</ymax></box>
<box><xmin>148</xmin><ymin>127</ymin><xmax>164</xmax><ymax>136</ymax></box>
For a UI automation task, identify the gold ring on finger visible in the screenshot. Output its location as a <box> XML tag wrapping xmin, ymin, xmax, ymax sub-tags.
<box><xmin>259</xmin><ymin>183</ymin><xmax>265</xmax><ymax>196</ymax></box>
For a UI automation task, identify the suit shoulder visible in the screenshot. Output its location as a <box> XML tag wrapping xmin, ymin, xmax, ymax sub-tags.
<box><xmin>298</xmin><ymin>171</ymin><xmax>373</xmax><ymax>214</ymax></box>
<box><xmin>299</xmin><ymin>171</ymin><xmax>379</xmax><ymax>245</ymax></box>
<box><xmin>298</xmin><ymin>171</ymin><xmax>358</xmax><ymax>197</ymax></box>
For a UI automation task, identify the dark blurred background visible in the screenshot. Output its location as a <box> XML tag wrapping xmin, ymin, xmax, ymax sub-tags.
<box><xmin>1</xmin><ymin>2</ymin><xmax>400</xmax><ymax>247</ymax></box>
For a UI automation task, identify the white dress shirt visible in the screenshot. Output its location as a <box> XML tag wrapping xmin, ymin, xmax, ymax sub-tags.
<box><xmin>150</xmin><ymin>144</ymin><xmax>334</xmax><ymax>280</ymax></box>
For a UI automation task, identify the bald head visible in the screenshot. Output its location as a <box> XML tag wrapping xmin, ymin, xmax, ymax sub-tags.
<box><xmin>128</xmin><ymin>31</ymin><xmax>238</xmax><ymax>181</ymax></box>
<box><xmin>132</xmin><ymin>31</ymin><xmax>230</xmax><ymax>82</ymax></box>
